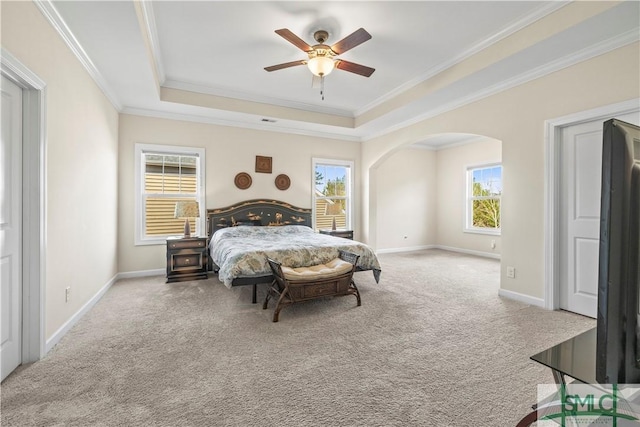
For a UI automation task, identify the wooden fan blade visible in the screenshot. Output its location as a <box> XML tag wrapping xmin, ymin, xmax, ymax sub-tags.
<box><xmin>264</xmin><ymin>60</ymin><xmax>306</xmax><ymax>72</ymax></box>
<box><xmin>275</xmin><ymin>29</ymin><xmax>313</xmax><ymax>52</ymax></box>
<box><xmin>335</xmin><ymin>60</ymin><xmax>375</xmax><ymax>77</ymax></box>
<box><xmin>330</xmin><ymin>28</ymin><xmax>372</xmax><ymax>55</ymax></box>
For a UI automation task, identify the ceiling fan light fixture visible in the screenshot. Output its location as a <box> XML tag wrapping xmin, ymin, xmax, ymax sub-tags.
<box><xmin>307</xmin><ymin>56</ymin><xmax>334</xmax><ymax>77</ymax></box>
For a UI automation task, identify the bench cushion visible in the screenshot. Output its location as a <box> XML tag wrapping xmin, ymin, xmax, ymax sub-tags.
<box><xmin>281</xmin><ymin>258</ymin><xmax>353</xmax><ymax>281</ymax></box>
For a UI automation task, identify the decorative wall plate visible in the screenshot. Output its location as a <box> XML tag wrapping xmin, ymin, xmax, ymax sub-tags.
<box><xmin>234</xmin><ymin>172</ymin><xmax>252</xmax><ymax>190</ymax></box>
<box><xmin>255</xmin><ymin>155</ymin><xmax>272</xmax><ymax>173</ymax></box>
<box><xmin>275</xmin><ymin>174</ymin><xmax>290</xmax><ymax>190</ymax></box>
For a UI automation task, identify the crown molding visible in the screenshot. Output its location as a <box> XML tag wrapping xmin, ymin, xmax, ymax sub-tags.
<box><xmin>413</xmin><ymin>135</ymin><xmax>491</xmax><ymax>151</ymax></box>
<box><xmin>120</xmin><ymin>106</ymin><xmax>362</xmax><ymax>142</ymax></box>
<box><xmin>137</xmin><ymin>0</ymin><xmax>166</xmax><ymax>84</ymax></box>
<box><xmin>354</xmin><ymin>1</ymin><xmax>570</xmax><ymax>116</ymax></box>
<box><xmin>437</xmin><ymin>136</ymin><xmax>491</xmax><ymax>151</ymax></box>
<box><xmin>33</xmin><ymin>0</ymin><xmax>122</xmax><ymax>111</ymax></box>
<box><xmin>162</xmin><ymin>79</ymin><xmax>354</xmax><ymax>118</ymax></box>
<box><xmin>362</xmin><ymin>29</ymin><xmax>639</xmax><ymax>142</ymax></box>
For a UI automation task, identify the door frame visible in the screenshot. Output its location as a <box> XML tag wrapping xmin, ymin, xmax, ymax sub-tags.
<box><xmin>543</xmin><ymin>98</ymin><xmax>640</xmax><ymax>311</ymax></box>
<box><xmin>1</xmin><ymin>48</ymin><xmax>46</xmax><ymax>363</ymax></box>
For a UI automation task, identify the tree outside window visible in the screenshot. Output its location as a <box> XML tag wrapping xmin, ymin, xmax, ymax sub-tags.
<box><xmin>467</xmin><ymin>164</ymin><xmax>501</xmax><ymax>233</ymax></box>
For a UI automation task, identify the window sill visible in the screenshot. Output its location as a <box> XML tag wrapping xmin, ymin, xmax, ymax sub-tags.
<box><xmin>135</xmin><ymin>237</ymin><xmax>176</xmax><ymax>246</ymax></box>
<box><xmin>464</xmin><ymin>227</ymin><xmax>501</xmax><ymax>236</ymax></box>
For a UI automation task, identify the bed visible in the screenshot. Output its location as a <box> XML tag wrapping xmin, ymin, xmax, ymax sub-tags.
<box><xmin>207</xmin><ymin>199</ymin><xmax>381</xmax><ymax>302</ymax></box>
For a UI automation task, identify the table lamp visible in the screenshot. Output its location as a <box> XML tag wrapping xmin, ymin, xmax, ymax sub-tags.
<box><xmin>325</xmin><ymin>202</ymin><xmax>342</xmax><ymax>231</ymax></box>
<box><xmin>174</xmin><ymin>201</ymin><xmax>200</xmax><ymax>238</ymax></box>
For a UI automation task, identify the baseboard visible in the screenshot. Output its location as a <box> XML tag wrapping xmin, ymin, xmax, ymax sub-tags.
<box><xmin>434</xmin><ymin>245</ymin><xmax>501</xmax><ymax>260</ymax></box>
<box><xmin>498</xmin><ymin>288</ymin><xmax>545</xmax><ymax>308</ymax></box>
<box><xmin>376</xmin><ymin>244</ymin><xmax>501</xmax><ymax>259</ymax></box>
<box><xmin>117</xmin><ymin>268</ymin><xmax>165</xmax><ymax>280</ymax></box>
<box><xmin>45</xmin><ymin>273</ymin><xmax>119</xmax><ymax>353</ymax></box>
<box><xmin>44</xmin><ymin>269</ymin><xmax>166</xmax><ymax>354</ymax></box>
<box><xmin>376</xmin><ymin>245</ymin><xmax>436</xmax><ymax>254</ymax></box>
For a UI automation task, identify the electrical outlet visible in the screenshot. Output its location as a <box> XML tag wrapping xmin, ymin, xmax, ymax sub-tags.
<box><xmin>506</xmin><ymin>266</ymin><xmax>516</xmax><ymax>279</ymax></box>
<box><xmin>65</xmin><ymin>287</ymin><xmax>71</xmax><ymax>302</ymax></box>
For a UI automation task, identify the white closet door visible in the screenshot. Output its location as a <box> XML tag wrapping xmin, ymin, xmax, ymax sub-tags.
<box><xmin>1</xmin><ymin>75</ymin><xmax>23</xmax><ymax>381</ymax></box>
<box><xmin>559</xmin><ymin>112</ymin><xmax>640</xmax><ymax>318</ymax></box>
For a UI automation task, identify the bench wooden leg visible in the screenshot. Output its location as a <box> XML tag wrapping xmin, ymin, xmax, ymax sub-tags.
<box><xmin>263</xmin><ymin>280</ymin><xmax>277</xmax><ymax>309</ymax></box>
<box><xmin>351</xmin><ymin>280</ymin><xmax>361</xmax><ymax>306</ymax></box>
<box><xmin>263</xmin><ymin>290</ymin><xmax>271</xmax><ymax>309</ymax></box>
<box><xmin>273</xmin><ymin>289</ymin><xmax>289</xmax><ymax>322</ymax></box>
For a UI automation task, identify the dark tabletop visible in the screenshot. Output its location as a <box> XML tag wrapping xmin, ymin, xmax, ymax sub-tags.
<box><xmin>530</xmin><ymin>327</ymin><xmax>597</xmax><ymax>384</ymax></box>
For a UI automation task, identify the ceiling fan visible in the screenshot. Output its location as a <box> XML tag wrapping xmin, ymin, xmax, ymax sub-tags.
<box><xmin>265</xmin><ymin>28</ymin><xmax>375</xmax><ymax>99</ymax></box>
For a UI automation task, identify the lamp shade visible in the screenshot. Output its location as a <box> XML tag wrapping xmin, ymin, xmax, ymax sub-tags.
<box><xmin>174</xmin><ymin>201</ymin><xmax>199</xmax><ymax>238</ymax></box>
<box><xmin>174</xmin><ymin>201</ymin><xmax>200</xmax><ymax>218</ymax></box>
<box><xmin>325</xmin><ymin>202</ymin><xmax>342</xmax><ymax>216</ymax></box>
<box><xmin>325</xmin><ymin>202</ymin><xmax>343</xmax><ymax>231</ymax></box>
<box><xmin>307</xmin><ymin>56</ymin><xmax>335</xmax><ymax>77</ymax></box>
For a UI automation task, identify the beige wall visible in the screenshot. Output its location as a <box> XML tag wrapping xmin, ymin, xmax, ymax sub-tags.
<box><xmin>118</xmin><ymin>114</ymin><xmax>362</xmax><ymax>273</ymax></box>
<box><xmin>363</xmin><ymin>42</ymin><xmax>640</xmax><ymax>301</ymax></box>
<box><xmin>375</xmin><ymin>147</ymin><xmax>436</xmax><ymax>251</ymax></box>
<box><xmin>2</xmin><ymin>2</ymin><xmax>120</xmax><ymax>338</ymax></box>
<box><xmin>436</xmin><ymin>138</ymin><xmax>502</xmax><ymax>256</ymax></box>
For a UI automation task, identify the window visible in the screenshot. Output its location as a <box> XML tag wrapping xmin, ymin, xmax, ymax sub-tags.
<box><xmin>312</xmin><ymin>158</ymin><xmax>354</xmax><ymax>231</ymax></box>
<box><xmin>135</xmin><ymin>144</ymin><xmax>205</xmax><ymax>245</ymax></box>
<box><xmin>466</xmin><ymin>164</ymin><xmax>501</xmax><ymax>235</ymax></box>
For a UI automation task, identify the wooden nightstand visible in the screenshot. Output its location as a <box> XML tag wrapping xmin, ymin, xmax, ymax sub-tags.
<box><xmin>166</xmin><ymin>237</ymin><xmax>208</xmax><ymax>283</ymax></box>
<box><xmin>319</xmin><ymin>229</ymin><xmax>354</xmax><ymax>240</ymax></box>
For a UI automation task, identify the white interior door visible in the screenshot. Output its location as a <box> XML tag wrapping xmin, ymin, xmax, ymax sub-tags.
<box><xmin>559</xmin><ymin>112</ymin><xmax>640</xmax><ymax>318</ymax></box>
<box><xmin>1</xmin><ymin>75</ymin><xmax>23</xmax><ymax>381</ymax></box>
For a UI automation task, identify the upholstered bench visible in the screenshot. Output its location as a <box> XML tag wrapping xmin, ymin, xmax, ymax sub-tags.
<box><xmin>263</xmin><ymin>250</ymin><xmax>361</xmax><ymax>322</ymax></box>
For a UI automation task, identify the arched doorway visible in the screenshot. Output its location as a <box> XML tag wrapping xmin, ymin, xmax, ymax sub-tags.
<box><xmin>369</xmin><ymin>133</ymin><xmax>502</xmax><ymax>258</ymax></box>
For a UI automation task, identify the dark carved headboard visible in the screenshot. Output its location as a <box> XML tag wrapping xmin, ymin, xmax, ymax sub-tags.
<box><xmin>207</xmin><ymin>199</ymin><xmax>312</xmax><ymax>237</ymax></box>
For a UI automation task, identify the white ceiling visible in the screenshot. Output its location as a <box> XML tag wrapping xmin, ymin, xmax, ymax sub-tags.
<box><xmin>47</xmin><ymin>1</ymin><xmax>639</xmax><ymax>147</ymax></box>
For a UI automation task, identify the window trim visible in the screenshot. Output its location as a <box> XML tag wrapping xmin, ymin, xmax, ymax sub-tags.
<box><xmin>464</xmin><ymin>162</ymin><xmax>501</xmax><ymax>236</ymax></box>
<box><xmin>135</xmin><ymin>143</ymin><xmax>206</xmax><ymax>246</ymax></box>
<box><xmin>312</xmin><ymin>158</ymin><xmax>355</xmax><ymax>232</ymax></box>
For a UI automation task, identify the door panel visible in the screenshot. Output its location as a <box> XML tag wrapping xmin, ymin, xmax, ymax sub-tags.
<box><xmin>574</xmin><ymin>238</ymin><xmax>599</xmax><ymax>299</ymax></box>
<box><xmin>1</xmin><ymin>75</ymin><xmax>22</xmax><ymax>381</ymax></box>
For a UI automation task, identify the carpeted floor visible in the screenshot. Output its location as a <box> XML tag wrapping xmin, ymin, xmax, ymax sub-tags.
<box><xmin>0</xmin><ymin>249</ymin><xmax>594</xmax><ymax>426</ymax></box>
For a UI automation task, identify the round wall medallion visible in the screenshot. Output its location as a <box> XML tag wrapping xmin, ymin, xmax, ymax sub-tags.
<box><xmin>275</xmin><ymin>174</ymin><xmax>290</xmax><ymax>190</ymax></box>
<box><xmin>234</xmin><ymin>172</ymin><xmax>252</xmax><ymax>190</ymax></box>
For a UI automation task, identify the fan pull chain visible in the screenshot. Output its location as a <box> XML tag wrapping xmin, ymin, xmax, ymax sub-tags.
<box><xmin>320</xmin><ymin>75</ymin><xmax>325</xmax><ymax>101</ymax></box>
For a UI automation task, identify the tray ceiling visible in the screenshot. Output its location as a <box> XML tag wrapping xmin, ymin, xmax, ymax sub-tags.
<box><xmin>47</xmin><ymin>0</ymin><xmax>639</xmax><ymax>145</ymax></box>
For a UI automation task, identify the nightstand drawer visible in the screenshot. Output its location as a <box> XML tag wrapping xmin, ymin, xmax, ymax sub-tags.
<box><xmin>168</xmin><ymin>239</ymin><xmax>206</xmax><ymax>250</ymax></box>
<box><xmin>171</xmin><ymin>252</ymin><xmax>205</xmax><ymax>270</ymax></box>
